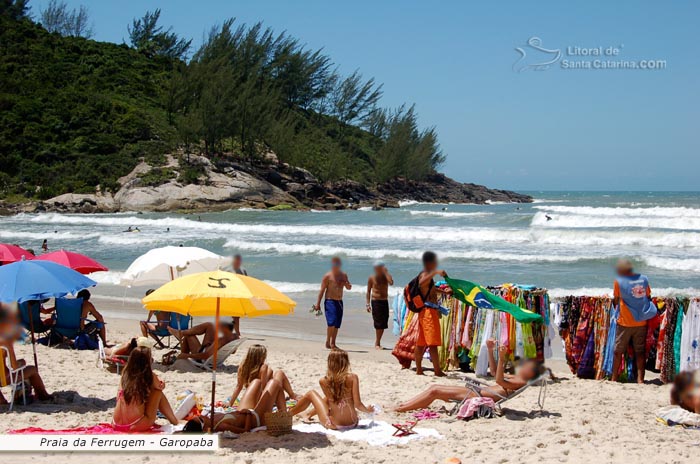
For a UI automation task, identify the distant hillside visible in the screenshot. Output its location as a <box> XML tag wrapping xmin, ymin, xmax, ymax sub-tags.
<box><xmin>0</xmin><ymin>7</ymin><xmax>531</xmax><ymax>208</ymax></box>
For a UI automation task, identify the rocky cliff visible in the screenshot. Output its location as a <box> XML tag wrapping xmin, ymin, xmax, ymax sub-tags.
<box><xmin>9</xmin><ymin>155</ymin><xmax>531</xmax><ymax>214</ymax></box>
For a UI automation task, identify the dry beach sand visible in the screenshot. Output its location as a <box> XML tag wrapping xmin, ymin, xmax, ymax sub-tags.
<box><xmin>0</xmin><ymin>315</ymin><xmax>697</xmax><ymax>464</ymax></box>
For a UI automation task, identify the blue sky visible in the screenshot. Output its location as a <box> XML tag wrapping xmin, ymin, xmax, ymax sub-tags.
<box><xmin>30</xmin><ymin>1</ymin><xmax>699</xmax><ymax>191</ymax></box>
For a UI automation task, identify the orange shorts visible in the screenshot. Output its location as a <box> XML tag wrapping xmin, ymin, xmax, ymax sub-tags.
<box><xmin>417</xmin><ymin>308</ymin><xmax>441</xmax><ymax>347</ymax></box>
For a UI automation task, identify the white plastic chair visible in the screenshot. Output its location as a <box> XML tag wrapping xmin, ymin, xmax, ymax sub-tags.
<box><xmin>1</xmin><ymin>346</ymin><xmax>27</xmax><ymax>411</ymax></box>
<box><xmin>188</xmin><ymin>338</ymin><xmax>247</xmax><ymax>371</ymax></box>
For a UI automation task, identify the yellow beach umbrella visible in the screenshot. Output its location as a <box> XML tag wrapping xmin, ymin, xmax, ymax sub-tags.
<box><xmin>142</xmin><ymin>270</ymin><xmax>296</xmax><ymax>317</ymax></box>
<box><xmin>142</xmin><ymin>270</ymin><xmax>295</xmax><ymax>429</ymax></box>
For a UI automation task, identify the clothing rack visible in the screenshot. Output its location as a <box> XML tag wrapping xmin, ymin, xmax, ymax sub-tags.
<box><xmin>553</xmin><ymin>296</ymin><xmax>700</xmax><ymax>383</ymax></box>
<box><xmin>392</xmin><ymin>284</ymin><xmax>553</xmax><ymax>373</ymax></box>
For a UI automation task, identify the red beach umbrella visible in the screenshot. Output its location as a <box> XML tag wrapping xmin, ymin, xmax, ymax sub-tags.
<box><xmin>36</xmin><ymin>250</ymin><xmax>108</xmax><ymax>274</ymax></box>
<box><xmin>0</xmin><ymin>243</ymin><xmax>34</xmax><ymax>264</ymax></box>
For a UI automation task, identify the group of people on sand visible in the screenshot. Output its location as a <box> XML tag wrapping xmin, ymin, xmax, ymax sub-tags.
<box><xmin>111</xmin><ymin>340</ymin><xmax>376</xmax><ymax>434</ymax></box>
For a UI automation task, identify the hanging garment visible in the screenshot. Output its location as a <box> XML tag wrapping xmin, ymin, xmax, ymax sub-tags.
<box><xmin>475</xmin><ymin>311</ymin><xmax>495</xmax><ymax>376</ymax></box>
<box><xmin>673</xmin><ymin>301</ymin><xmax>685</xmax><ymax>375</ymax></box>
<box><xmin>614</xmin><ymin>274</ymin><xmax>656</xmax><ymax>323</ymax></box>
<box><xmin>392</xmin><ymin>314</ymin><xmax>419</xmax><ymax>369</ymax></box>
<box><xmin>680</xmin><ymin>299</ymin><xmax>700</xmax><ymax>372</ymax></box>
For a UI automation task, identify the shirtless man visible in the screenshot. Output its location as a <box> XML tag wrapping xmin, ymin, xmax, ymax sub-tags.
<box><xmin>169</xmin><ymin>321</ymin><xmax>238</xmax><ymax>361</ymax></box>
<box><xmin>77</xmin><ymin>290</ymin><xmax>107</xmax><ymax>344</ymax></box>
<box><xmin>314</xmin><ymin>257</ymin><xmax>352</xmax><ymax>349</ymax></box>
<box><xmin>366</xmin><ymin>261</ymin><xmax>393</xmax><ymax>349</ymax></box>
<box><xmin>415</xmin><ymin>251</ymin><xmax>449</xmax><ymax>377</ymax></box>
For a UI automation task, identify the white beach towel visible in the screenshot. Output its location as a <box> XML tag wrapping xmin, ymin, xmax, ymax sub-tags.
<box><xmin>293</xmin><ymin>419</ymin><xmax>442</xmax><ymax>446</ymax></box>
<box><xmin>656</xmin><ymin>406</ymin><xmax>700</xmax><ymax>428</ymax></box>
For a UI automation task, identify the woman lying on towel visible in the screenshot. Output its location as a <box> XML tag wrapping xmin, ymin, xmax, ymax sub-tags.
<box><xmin>395</xmin><ymin>342</ymin><xmax>547</xmax><ymax>412</ymax></box>
<box><xmin>183</xmin><ymin>377</ymin><xmax>287</xmax><ymax>433</ymax></box>
<box><xmin>289</xmin><ymin>349</ymin><xmax>375</xmax><ymax>431</ymax></box>
<box><xmin>229</xmin><ymin>344</ymin><xmax>297</xmax><ymax>406</ymax></box>
<box><xmin>112</xmin><ymin>346</ymin><xmax>179</xmax><ymax>432</ymax></box>
<box><xmin>670</xmin><ymin>371</ymin><xmax>700</xmax><ymax>413</ymax></box>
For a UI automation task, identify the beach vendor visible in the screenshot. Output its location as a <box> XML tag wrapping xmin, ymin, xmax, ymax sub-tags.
<box><xmin>414</xmin><ymin>251</ymin><xmax>449</xmax><ymax>377</ymax></box>
<box><xmin>611</xmin><ymin>259</ymin><xmax>656</xmax><ymax>383</ymax></box>
<box><xmin>366</xmin><ymin>261</ymin><xmax>393</xmax><ymax>350</ymax></box>
<box><xmin>314</xmin><ymin>256</ymin><xmax>352</xmax><ymax>350</ymax></box>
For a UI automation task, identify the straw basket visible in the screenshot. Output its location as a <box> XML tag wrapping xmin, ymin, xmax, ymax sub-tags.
<box><xmin>264</xmin><ymin>411</ymin><xmax>293</xmax><ymax>436</ymax></box>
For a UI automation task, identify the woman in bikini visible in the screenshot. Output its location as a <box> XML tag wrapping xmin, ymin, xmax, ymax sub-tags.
<box><xmin>183</xmin><ymin>377</ymin><xmax>287</xmax><ymax>433</ymax></box>
<box><xmin>289</xmin><ymin>349</ymin><xmax>375</xmax><ymax>430</ymax></box>
<box><xmin>112</xmin><ymin>346</ymin><xmax>179</xmax><ymax>432</ymax></box>
<box><xmin>395</xmin><ymin>343</ymin><xmax>547</xmax><ymax>412</ymax></box>
<box><xmin>229</xmin><ymin>344</ymin><xmax>297</xmax><ymax>406</ymax></box>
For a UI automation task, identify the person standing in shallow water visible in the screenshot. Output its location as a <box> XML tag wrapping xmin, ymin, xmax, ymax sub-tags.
<box><xmin>366</xmin><ymin>261</ymin><xmax>393</xmax><ymax>350</ymax></box>
<box><xmin>314</xmin><ymin>257</ymin><xmax>351</xmax><ymax>349</ymax></box>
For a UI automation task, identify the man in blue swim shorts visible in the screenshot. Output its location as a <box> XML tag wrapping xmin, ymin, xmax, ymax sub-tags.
<box><xmin>314</xmin><ymin>256</ymin><xmax>352</xmax><ymax>349</ymax></box>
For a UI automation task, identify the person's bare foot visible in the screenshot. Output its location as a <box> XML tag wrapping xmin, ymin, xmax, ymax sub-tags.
<box><xmin>416</xmin><ymin>369</ymin><xmax>425</xmax><ymax>376</ymax></box>
<box><xmin>374</xmin><ymin>345</ymin><xmax>382</xmax><ymax>350</ymax></box>
<box><xmin>434</xmin><ymin>371</ymin><xmax>447</xmax><ymax>377</ymax></box>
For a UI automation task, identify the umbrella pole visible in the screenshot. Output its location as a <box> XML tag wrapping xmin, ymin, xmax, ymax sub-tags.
<box><xmin>27</xmin><ymin>302</ymin><xmax>39</xmax><ymax>370</ymax></box>
<box><xmin>210</xmin><ymin>298</ymin><xmax>220</xmax><ymax>433</ymax></box>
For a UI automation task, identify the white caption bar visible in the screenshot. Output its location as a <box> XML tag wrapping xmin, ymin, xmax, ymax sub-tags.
<box><xmin>0</xmin><ymin>435</ymin><xmax>218</xmax><ymax>452</ymax></box>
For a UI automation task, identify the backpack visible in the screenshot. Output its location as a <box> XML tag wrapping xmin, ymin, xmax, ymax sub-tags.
<box><xmin>404</xmin><ymin>274</ymin><xmax>433</xmax><ymax>313</ymax></box>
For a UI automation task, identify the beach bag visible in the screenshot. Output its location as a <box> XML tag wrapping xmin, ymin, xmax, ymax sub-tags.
<box><xmin>74</xmin><ymin>333</ymin><xmax>98</xmax><ymax>350</ymax></box>
<box><xmin>457</xmin><ymin>397</ymin><xmax>495</xmax><ymax>421</ymax></box>
<box><xmin>404</xmin><ymin>274</ymin><xmax>433</xmax><ymax>313</ymax></box>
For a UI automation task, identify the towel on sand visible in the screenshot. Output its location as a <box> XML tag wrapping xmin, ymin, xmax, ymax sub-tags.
<box><xmin>293</xmin><ymin>419</ymin><xmax>442</xmax><ymax>446</ymax></box>
<box><xmin>656</xmin><ymin>406</ymin><xmax>700</xmax><ymax>428</ymax></box>
<box><xmin>9</xmin><ymin>423</ymin><xmax>184</xmax><ymax>434</ymax></box>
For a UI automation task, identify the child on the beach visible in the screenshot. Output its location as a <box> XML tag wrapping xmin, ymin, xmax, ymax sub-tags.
<box><xmin>289</xmin><ymin>349</ymin><xmax>375</xmax><ymax>430</ymax></box>
<box><xmin>229</xmin><ymin>344</ymin><xmax>297</xmax><ymax>406</ymax></box>
<box><xmin>112</xmin><ymin>346</ymin><xmax>179</xmax><ymax>431</ymax></box>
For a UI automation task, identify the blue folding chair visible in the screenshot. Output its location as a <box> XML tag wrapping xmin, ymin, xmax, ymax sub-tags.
<box><xmin>51</xmin><ymin>297</ymin><xmax>84</xmax><ymax>345</ymax></box>
<box><xmin>147</xmin><ymin>312</ymin><xmax>192</xmax><ymax>349</ymax></box>
<box><xmin>18</xmin><ymin>301</ymin><xmax>53</xmax><ymax>336</ymax></box>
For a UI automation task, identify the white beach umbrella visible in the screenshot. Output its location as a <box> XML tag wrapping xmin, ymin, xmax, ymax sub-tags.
<box><xmin>120</xmin><ymin>246</ymin><xmax>228</xmax><ymax>287</ymax></box>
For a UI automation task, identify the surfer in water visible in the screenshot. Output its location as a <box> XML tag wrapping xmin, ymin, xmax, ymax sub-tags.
<box><xmin>545</xmin><ymin>214</ymin><xmax>552</xmax><ymax>221</ymax></box>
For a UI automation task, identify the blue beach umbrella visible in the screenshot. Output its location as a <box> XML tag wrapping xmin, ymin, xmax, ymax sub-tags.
<box><xmin>0</xmin><ymin>259</ymin><xmax>96</xmax><ymax>368</ymax></box>
<box><xmin>0</xmin><ymin>259</ymin><xmax>96</xmax><ymax>304</ymax></box>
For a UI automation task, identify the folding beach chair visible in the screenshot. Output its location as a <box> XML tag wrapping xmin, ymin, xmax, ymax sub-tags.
<box><xmin>450</xmin><ymin>371</ymin><xmax>550</xmax><ymax>416</ymax></box>
<box><xmin>50</xmin><ymin>297</ymin><xmax>84</xmax><ymax>346</ymax></box>
<box><xmin>18</xmin><ymin>301</ymin><xmax>53</xmax><ymax>337</ymax></box>
<box><xmin>188</xmin><ymin>338</ymin><xmax>247</xmax><ymax>372</ymax></box>
<box><xmin>96</xmin><ymin>337</ymin><xmax>128</xmax><ymax>374</ymax></box>
<box><xmin>147</xmin><ymin>313</ymin><xmax>192</xmax><ymax>349</ymax></box>
<box><xmin>0</xmin><ymin>346</ymin><xmax>27</xmax><ymax>411</ymax></box>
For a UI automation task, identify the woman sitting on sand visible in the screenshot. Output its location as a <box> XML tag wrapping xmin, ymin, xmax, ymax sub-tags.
<box><xmin>229</xmin><ymin>344</ymin><xmax>297</xmax><ymax>406</ymax></box>
<box><xmin>395</xmin><ymin>343</ymin><xmax>547</xmax><ymax>412</ymax></box>
<box><xmin>289</xmin><ymin>349</ymin><xmax>375</xmax><ymax>430</ymax></box>
<box><xmin>112</xmin><ymin>346</ymin><xmax>179</xmax><ymax>431</ymax></box>
<box><xmin>184</xmin><ymin>377</ymin><xmax>287</xmax><ymax>433</ymax></box>
<box><xmin>670</xmin><ymin>371</ymin><xmax>700</xmax><ymax>413</ymax></box>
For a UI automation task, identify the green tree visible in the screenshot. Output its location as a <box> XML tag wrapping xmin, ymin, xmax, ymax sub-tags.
<box><xmin>128</xmin><ymin>9</ymin><xmax>191</xmax><ymax>59</ymax></box>
<box><xmin>0</xmin><ymin>0</ymin><xmax>29</xmax><ymax>20</ymax></box>
<box><xmin>40</xmin><ymin>0</ymin><xmax>93</xmax><ymax>38</ymax></box>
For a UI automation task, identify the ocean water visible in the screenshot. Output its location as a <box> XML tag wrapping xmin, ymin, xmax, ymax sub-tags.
<box><xmin>2</xmin><ymin>191</ymin><xmax>699</xmax><ymax>323</ymax></box>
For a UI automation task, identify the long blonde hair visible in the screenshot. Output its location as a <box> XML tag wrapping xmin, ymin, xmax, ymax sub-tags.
<box><xmin>325</xmin><ymin>349</ymin><xmax>351</xmax><ymax>403</ymax></box>
<box><xmin>237</xmin><ymin>344</ymin><xmax>267</xmax><ymax>387</ymax></box>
